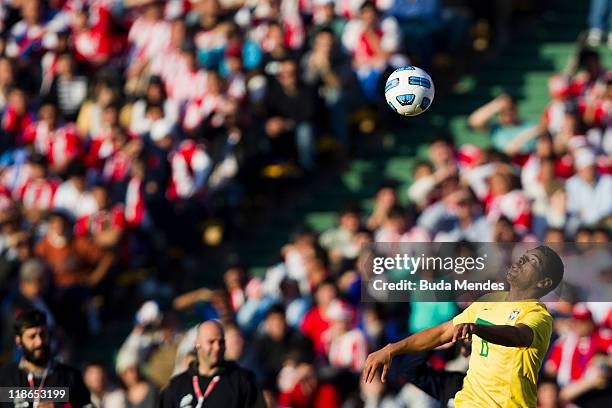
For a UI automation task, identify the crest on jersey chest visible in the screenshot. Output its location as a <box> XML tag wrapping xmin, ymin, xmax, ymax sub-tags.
<box><xmin>508</xmin><ymin>310</ymin><xmax>520</xmax><ymax>321</ymax></box>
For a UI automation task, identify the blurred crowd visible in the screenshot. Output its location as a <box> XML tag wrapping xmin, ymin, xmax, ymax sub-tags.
<box><xmin>0</xmin><ymin>0</ymin><xmax>611</xmax><ymax>407</ymax></box>
<box><xmin>0</xmin><ymin>0</ymin><xmax>506</xmax><ymax>349</ymax></box>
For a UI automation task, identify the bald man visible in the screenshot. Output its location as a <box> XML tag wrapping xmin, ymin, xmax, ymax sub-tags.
<box><xmin>159</xmin><ymin>320</ymin><xmax>264</xmax><ymax>408</ymax></box>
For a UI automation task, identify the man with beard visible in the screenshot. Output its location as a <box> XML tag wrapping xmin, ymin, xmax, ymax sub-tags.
<box><xmin>363</xmin><ymin>245</ymin><xmax>564</xmax><ymax>408</ymax></box>
<box><xmin>160</xmin><ymin>320</ymin><xmax>264</xmax><ymax>408</ymax></box>
<box><xmin>0</xmin><ymin>309</ymin><xmax>90</xmax><ymax>407</ymax></box>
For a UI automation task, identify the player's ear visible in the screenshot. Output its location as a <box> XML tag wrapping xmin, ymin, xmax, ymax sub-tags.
<box><xmin>537</xmin><ymin>277</ymin><xmax>553</xmax><ymax>291</ymax></box>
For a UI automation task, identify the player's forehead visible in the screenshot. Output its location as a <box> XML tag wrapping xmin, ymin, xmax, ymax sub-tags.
<box><xmin>22</xmin><ymin>325</ymin><xmax>47</xmax><ymax>337</ymax></box>
<box><xmin>524</xmin><ymin>249</ymin><xmax>544</xmax><ymax>266</ymax></box>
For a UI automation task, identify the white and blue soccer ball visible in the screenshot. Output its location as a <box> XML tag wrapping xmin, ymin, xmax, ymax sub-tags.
<box><xmin>384</xmin><ymin>66</ymin><xmax>435</xmax><ymax>116</ymax></box>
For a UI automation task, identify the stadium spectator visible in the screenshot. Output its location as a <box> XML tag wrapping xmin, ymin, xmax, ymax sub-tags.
<box><xmin>469</xmin><ymin>94</ymin><xmax>537</xmax><ymax>154</ymax></box>
<box><xmin>537</xmin><ymin>376</ymin><xmax>564</xmax><ymax>408</ymax></box>
<box><xmin>41</xmin><ymin>52</ymin><xmax>88</xmax><ymax>122</ymax></box>
<box><xmin>115</xmin><ymin>354</ymin><xmax>159</xmax><ymax>408</ymax></box>
<box><xmin>342</xmin><ymin>1</ymin><xmax>401</xmax><ymax>101</ymax></box>
<box><xmin>262</xmin><ymin>58</ymin><xmax>317</xmax><ymax>171</ymax></box>
<box><xmin>0</xmin><ymin>309</ymin><xmax>91</xmax><ymax>407</ymax></box>
<box><xmin>277</xmin><ymin>359</ymin><xmax>341</xmax><ymax>408</ymax></box>
<box><xmin>159</xmin><ymin>320</ymin><xmax>264</xmax><ymax>408</ymax></box>
<box><xmin>368</xmin><ymin>182</ymin><xmax>399</xmax><ymax>230</ymax></box>
<box><xmin>325</xmin><ymin>299</ymin><xmax>367</xmax><ymax>372</ymax></box>
<box><xmin>253</xmin><ymin>304</ymin><xmax>313</xmax><ymax>381</ymax></box>
<box><xmin>301</xmin><ymin>28</ymin><xmax>354</xmax><ymax>146</ymax></box>
<box><xmin>300</xmin><ymin>279</ymin><xmax>337</xmax><ymax>359</ymax></box>
<box><xmin>0</xmin><ymin>259</ymin><xmax>53</xmax><ymax>360</ymax></box>
<box><xmin>566</xmin><ymin>148</ymin><xmax>612</xmax><ymax>228</ymax></box>
<box><xmin>545</xmin><ymin>304</ymin><xmax>612</xmax><ymax>389</ymax></box>
<box><xmin>35</xmin><ymin>211</ymin><xmax>113</xmax><ymax>338</ymax></box>
<box><xmin>0</xmin><ymin>1</ymin><xmax>609</xmax><ymax>406</ymax></box>
<box><xmin>319</xmin><ymin>204</ymin><xmax>361</xmax><ymax>267</ymax></box>
<box><xmin>83</xmin><ymin>361</ymin><xmax>127</xmax><ymax>408</ymax></box>
<box><xmin>53</xmin><ymin>160</ymin><xmax>97</xmax><ymax>218</ymax></box>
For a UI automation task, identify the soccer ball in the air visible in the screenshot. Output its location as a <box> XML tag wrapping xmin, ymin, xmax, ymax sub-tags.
<box><xmin>384</xmin><ymin>66</ymin><xmax>435</xmax><ymax>116</ymax></box>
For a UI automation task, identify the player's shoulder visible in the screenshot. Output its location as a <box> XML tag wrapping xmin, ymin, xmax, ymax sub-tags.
<box><xmin>518</xmin><ymin>301</ymin><xmax>554</xmax><ymax>326</ymax></box>
<box><xmin>528</xmin><ymin>301</ymin><xmax>553</xmax><ymax>317</ymax></box>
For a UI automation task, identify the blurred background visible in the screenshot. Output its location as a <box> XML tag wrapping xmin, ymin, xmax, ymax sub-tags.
<box><xmin>0</xmin><ymin>0</ymin><xmax>611</xmax><ymax>406</ymax></box>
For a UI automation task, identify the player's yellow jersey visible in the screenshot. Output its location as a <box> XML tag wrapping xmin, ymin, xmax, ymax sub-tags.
<box><xmin>452</xmin><ymin>292</ymin><xmax>553</xmax><ymax>408</ymax></box>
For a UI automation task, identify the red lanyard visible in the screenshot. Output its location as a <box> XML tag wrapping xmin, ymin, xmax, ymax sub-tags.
<box><xmin>27</xmin><ymin>366</ymin><xmax>49</xmax><ymax>407</ymax></box>
<box><xmin>192</xmin><ymin>375</ymin><xmax>220</xmax><ymax>408</ymax></box>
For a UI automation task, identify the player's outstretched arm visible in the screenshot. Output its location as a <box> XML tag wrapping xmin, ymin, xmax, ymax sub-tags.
<box><xmin>363</xmin><ymin>320</ymin><xmax>454</xmax><ymax>383</ymax></box>
<box><xmin>453</xmin><ymin>323</ymin><xmax>534</xmax><ymax>348</ymax></box>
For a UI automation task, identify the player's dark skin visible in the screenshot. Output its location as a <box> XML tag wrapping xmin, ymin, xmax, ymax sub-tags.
<box><xmin>362</xmin><ymin>248</ymin><xmax>555</xmax><ymax>384</ymax></box>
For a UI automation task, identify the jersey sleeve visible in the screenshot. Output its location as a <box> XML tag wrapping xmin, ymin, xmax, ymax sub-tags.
<box><xmin>452</xmin><ymin>302</ymin><xmax>480</xmax><ymax>325</ymax></box>
<box><xmin>518</xmin><ymin>307</ymin><xmax>553</xmax><ymax>349</ymax></box>
<box><xmin>452</xmin><ymin>293</ymin><xmax>501</xmax><ymax>325</ymax></box>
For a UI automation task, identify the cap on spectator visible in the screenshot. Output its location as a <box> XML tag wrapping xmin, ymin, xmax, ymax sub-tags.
<box><xmin>150</xmin><ymin>120</ymin><xmax>174</xmax><ymax>141</ymax></box>
<box><xmin>574</xmin><ymin>148</ymin><xmax>596</xmax><ymax>169</ymax></box>
<box><xmin>571</xmin><ymin>303</ymin><xmax>593</xmax><ymax>321</ymax></box>
<box><xmin>326</xmin><ymin>299</ymin><xmax>353</xmax><ymax>322</ymax></box>
<box><xmin>20</xmin><ymin>259</ymin><xmax>44</xmax><ymax>282</ymax></box>
<box><xmin>135</xmin><ymin>300</ymin><xmax>162</xmax><ymax>327</ymax></box>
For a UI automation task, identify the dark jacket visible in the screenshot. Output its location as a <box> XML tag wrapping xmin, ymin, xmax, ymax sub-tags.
<box><xmin>159</xmin><ymin>361</ymin><xmax>265</xmax><ymax>408</ymax></box>
<box><xmin>0</xmin><ymin>360</ymin><xmax>90</xmax><ymax>408</ymax></box>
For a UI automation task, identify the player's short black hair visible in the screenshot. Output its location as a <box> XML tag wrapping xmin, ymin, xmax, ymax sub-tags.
<box><xmin>14</xmin><ymin>309</ymin><xmax>47</xmax><ymax>336</ymax></box>
<box><xmin>534</xmin><ymin>245</ymin><xmax>564</xmax><ymax>294</ymax></box>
